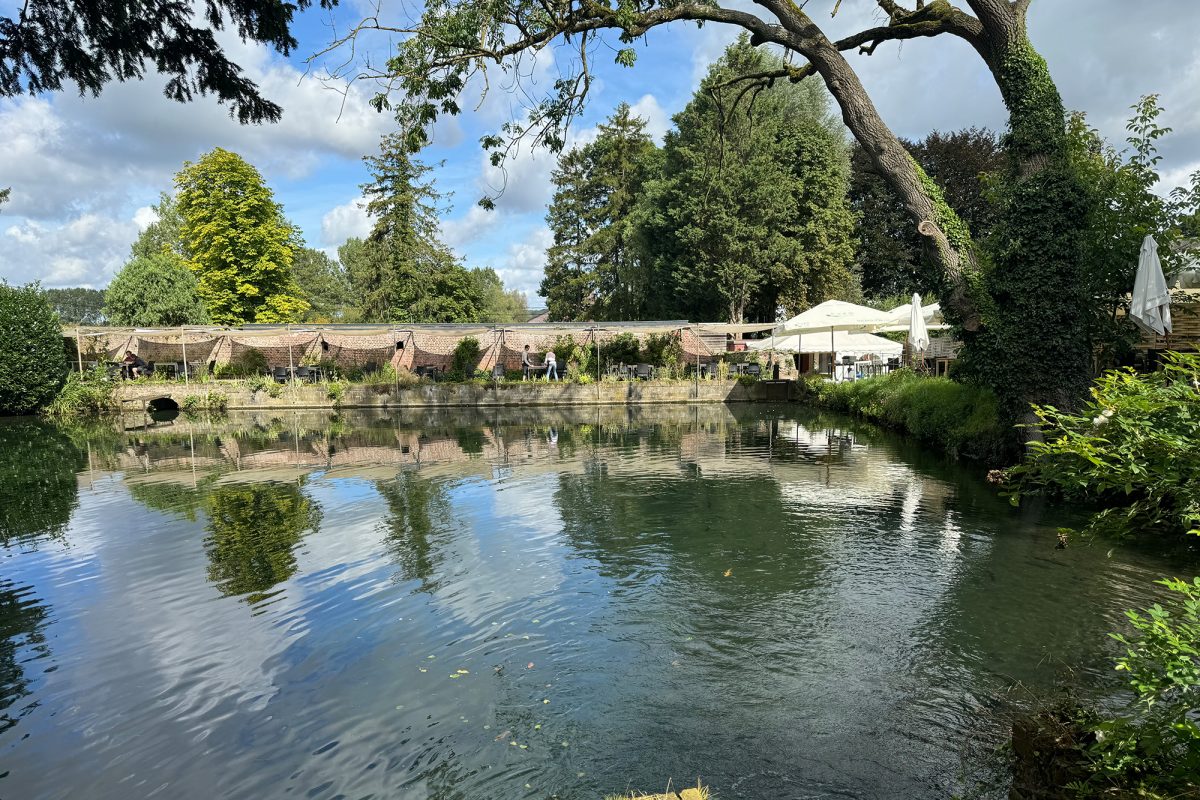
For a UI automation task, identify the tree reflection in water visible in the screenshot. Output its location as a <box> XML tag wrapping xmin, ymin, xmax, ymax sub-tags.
<box><xmin>377</xmin><ymin>472</ymin><xmax>452</xmax><ymax>592</ymax></box>
<box><xmin>0</xmin><ymin>422</ymin><xmax>83</xmax><ymax>548</ymax></box>
<box><xmin>203</xmin><ymin>481</ymin><xmax>322</xmax><ymax>604</ymax></box>
<box><xmin>0</xmin><ymin>579</ymin><xmax>50</xmax><ymax>735</ymax></box>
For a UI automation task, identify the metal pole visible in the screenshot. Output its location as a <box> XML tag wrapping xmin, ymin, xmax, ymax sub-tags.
<box><xmin>75</xmin><ymin>327</ymin><xmax>84</xmax><ymax>373</ymax></box>
<box><xmin>180</xmin><ymin>327</ymin><xmax>189</xmax><ymax>385</ymax></box>
<box><xmin>830</xmin><ymin>326</ymin><xmax>835</xmax><ymax>380</ymax></box>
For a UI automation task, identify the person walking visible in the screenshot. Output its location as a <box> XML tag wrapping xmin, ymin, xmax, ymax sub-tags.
<box><xmin>545</xmin><ymin>350</ymin><xmax>558</xmax><ymax>381</ymax></box>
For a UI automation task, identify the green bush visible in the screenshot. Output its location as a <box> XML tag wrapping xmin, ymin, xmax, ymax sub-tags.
<box><xmin>1005</xmin><ymin>352</ymin><xmax>1200</xmax><ymax>540</ymax></box>
<box><xmin>808</xmin><ymin>369</ymin><xmax>1008</xmax><ymax>461</ymax></box>
<box><xmin>0</xmin><ymin>282</ymin><xmax>68</xmax><ymax>414</ymax></box>
<box><xmin>44</xmin><ymin>367</ymin><xmax>115</xmax><ymax>418</ymax></box>
<box><xmin>642</xmin><ymin>332</ymin><xmax>684</xmax><ymax>370</ymax></box>
<box><xmin>448</xmin><ymin>337</ymin><xmax>481</xmax><ymax>381</ymax></box>
<box><xmin>600</xmin><ymin>333</ymin><xmax>640</xmax><ymax>366</ymax></box>
<box><xmin>1012</xmin><ymin>577</ymin><xmax>1200</xmax><ymax>798</ymax></box>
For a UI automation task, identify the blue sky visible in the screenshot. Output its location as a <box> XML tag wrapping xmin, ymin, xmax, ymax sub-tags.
<box><xmin>2</xmin><ymin>1</ymin><xmax>1199</xmax><ymax>303</ymax></box>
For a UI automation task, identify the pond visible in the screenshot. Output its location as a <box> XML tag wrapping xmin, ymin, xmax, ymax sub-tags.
<box><xmin>0</xmin><ymin>405</ymin><xmax>1189</xmax><ymax>799</ymax></box>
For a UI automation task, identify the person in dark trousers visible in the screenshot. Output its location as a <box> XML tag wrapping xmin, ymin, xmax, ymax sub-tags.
<box><xmin>522</xmin><ymin>345</ymin><xmax>537</xmax><ymax>380</ymax></box>
<box><xmin>121</xmin><ymin>350</ymin><xmax>147</xmax><ymax>379</ymax></box>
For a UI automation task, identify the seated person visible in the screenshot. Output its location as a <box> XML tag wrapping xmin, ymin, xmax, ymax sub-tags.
<box><xmin>121</xmin><ymin>350</ymin><xmax>147</xmax><ymax>379</ymax></box>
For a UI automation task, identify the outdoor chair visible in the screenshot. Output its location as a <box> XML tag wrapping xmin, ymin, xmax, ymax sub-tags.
<box><xmin>634</xmin><ymin>363</ymin><xmax>653</xmax><ymax>380</ymax></box>
<box><xmin>294</xmin><ymin>365</ymin><xmax>310</xmax><ymax>382</ymax></box>
<box><xmin>273</xmin><ymin>366</ymin><xmax>290</xmax><ymax>383</ymax></box>
<box><xmin>363</xmin><ymin>362</ymin><xmax>381</xmax><ymax>376</ymax></box>
<box><xmin>491</xmin><ymin>364</ymin><xmax>505</xmax><ymax>382</ymax></box>
<box><xmin>745</xmin><ymin>363</ymin><xmax>762</xmax><ymax>377</ymax></box>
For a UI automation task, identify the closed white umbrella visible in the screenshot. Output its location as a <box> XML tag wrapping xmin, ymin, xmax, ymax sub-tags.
<box><xmin>1131</xmin><ymin>234</ymin><xmax>1172</xmax><ymax>335</ymax></box>
<box><xmin>908</xmin><ymin>292</ymin><xmax>929</xmax><ymax>352</ymax></box>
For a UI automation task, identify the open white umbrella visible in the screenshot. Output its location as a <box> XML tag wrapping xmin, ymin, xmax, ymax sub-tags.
<box><xmin>908</xmin><ymin>292</ymin><xmax>930</xmax><ymax>353</ymax></box>
<box><xmin>773</xmin><ymin>300</ymin><xmax>895</xmax><ymax>378</ymax></box>
<box><xmin>1131</xmin><ymin>234</ymin><xmax>1172</xmax><ymax>336</ymax></box>
<box><xmin>749</xmin><ymin>330</ymin><xmax>902</xmax><ymax>357</ymax></box>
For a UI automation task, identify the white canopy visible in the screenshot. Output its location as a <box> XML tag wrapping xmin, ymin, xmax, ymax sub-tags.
<box><xmin>772</xmin><ymin>300</ymin><xmax>894</xmax><ymax>337</ymax></box>
<box><xmin>907</xmin><ymin>292</ymin><xmax>930</xmax><ymax>352</ymax></box>
<box><xmin>750</xmin><ymin>330</ymin><xmax>902</xmax><ymax>357</ymax></box>
<box><xmin>1131</xmin><ymin>234</ymin><xmax>1172</xmax><ymax>335</ymax></box>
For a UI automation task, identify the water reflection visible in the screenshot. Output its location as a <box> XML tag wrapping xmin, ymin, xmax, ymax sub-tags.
<box><xmin>0</xmin><ymin>406</ymin><xmax>1192</xmax><ymax>800</ymax></box>
<box><xmin>0</xmin><ymin>579</ymin><xmax>50</xmax><ymax>735</ymax></box>
<box><xmin>0</xmin><ymin>422</ymin><xmax>82</xmax><ymax>548</ymax></box>
<box><xmin>377</xmin><ymin>472</ymin><xmax>452</xmax><ymax>591</ymax></box>
<box><xmin>203</xmin><ymin>481</ymin><xmax>322</xmax><ymax>604</ymax></box>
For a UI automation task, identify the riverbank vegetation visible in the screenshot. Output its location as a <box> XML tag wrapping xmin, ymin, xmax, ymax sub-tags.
<box><xmin>0</xmin><ymin>283</ymin><xmax>68</xmax><ymax>415</ymax></box>
<box><xmin>1005</xmin><ymin>352</ymin><xmax>1200</xmax><ymax>541</ymax></box>
<box><xmin>1010</xmin><ymin>577</ymin><xmax>1200</xmax><ymax>799</ymax></box>
<box><xmin>801</xmin><ymin>370</ymin><xmax>1008</xmax><ymax>463</ymax></box>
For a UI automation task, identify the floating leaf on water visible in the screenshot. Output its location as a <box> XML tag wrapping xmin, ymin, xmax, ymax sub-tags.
<box><xmin>561</xmin><ymin>741</ymin><xmax>569</xmax><ymax>747</ymax></box>
<box><xmin>419</xmin><ymin>668</ymin><xmax>427</xmax><ymax>673</ymax></box>
<box><xmin>532</xmin><ymin>619</ymin><xmax>540</xmax><ymax>624</ymax></box>
<box><xmin>534</xmin><ymin>724</ymin><xmax>541</xmax><ymax>730</ymax></box>
<box><xmin>527</xmin><ymin>662</ymin><xmax>535</xmax><ymax>669</ymax></box>
<box><xmin>449</xmin><ymin>674</ymin><xmax>461</xmax><ymax>679</ymax></box>
<box><xmin>495</xmin><ymin>729</ymin><xmax>511</xmax><ymax>741</ymax></box>
<box><xmin>542</xmin><ymin>699</ymin><xmax>550</xmax><ymax>704</ymax></box>
<box><xmin>723</xmin><ymin>568</ymin><xmax>733</xmax><ymax>577</ymax></box>
<box><xmin>456</xmin><ymin>669</ymin><xmax>469</xmax><ymax>674</ymax></box>
<box><xmin>519</xmin><ymin>744</ymin><xmax>528</xmax><ymax>749</ymax></box>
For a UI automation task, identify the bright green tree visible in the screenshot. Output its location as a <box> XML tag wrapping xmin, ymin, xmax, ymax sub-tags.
<box><xmin>104</xmin><ymin>252</ymin><xmax>209</xmax><ymax>327</ymax></box>
<box><xmin>0</xmin><ymin>283</ymin><xmax>66</xmax><ymax>415</ymax></box>
<box><xmin>130</xmin><ymin>192</ymin><xmax>186</xmax><ymax>261</ymax></box>
<box><xmin>174</xmin><ymin>148</ymin><xmax>308</xmax><ymax>324</ymax></box>
<box><xmin>638</xmin><ymin>38</ymin><xmax>858</xmax><ymax>322</ymax></box>
<box><xmin>291</xmin><ymin>247</ymin><xmax>351</xmax><ymax>321</ymax></box>
<box><xmin>541</xmin><ymin>103</ymin><xmax>659</xmax><ymax>321</ymax></box>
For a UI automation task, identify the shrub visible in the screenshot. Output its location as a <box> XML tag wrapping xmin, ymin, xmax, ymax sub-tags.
<box><xmin>326</xmin><ymin>380</ymin><xmax>348</xmax><ymax>405</ymax></box>
<box><xmin>551</xmin><ymin>334</ymin><xmax>594</xmax><ymax>377</ymax></box>
<box><xmin>205</xmin><ymin>391</ymin><xmax>229</xmax><ymax>412</ymax></box>
<box><xmin>809</xmin><ymin>369</ymin><xmax>1008</xmax><ymax>461</ymax></box>
<box><xmin>1005</xmin><ymin>352</ymin><xmax>1200</xmax><ymax>540</ymax></box>
<box><xmin>0</xmin><ymin>282</ymin><xmax>68</xmax><ymax>414</ymax></box>
<box><xmin>44</xmin><ymin>367</ymin><xmax>115</xmax><ymax>418</ymax></box>
<box><xmin>599</xmin><ymin>333</ymin><xmax>640</xmax><ymax>366</ymax></box>
<box><xmin>642</xmin><ymin>332</ymin><xmax>684</xmax><ymax>370</ymax></box>
<box><xmin>244</xmin><ymin>374</ymin><xmax>270</xmax><ymax>394</ymax></box>
<box><xmin>1012</xmin><ymin>577</ymin><xmax>1200</xmax><ymax>798</ymax></box>
<box><xmin>448</xmin><ymin>337</ymin><xmax>481</xmax><ymax>381</ymax></box>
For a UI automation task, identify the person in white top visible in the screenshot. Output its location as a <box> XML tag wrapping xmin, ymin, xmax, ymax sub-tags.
<box><xmin>544</xmin><ymin>350</ymin><xmax>558</xmax><ymax>381</ymax></box>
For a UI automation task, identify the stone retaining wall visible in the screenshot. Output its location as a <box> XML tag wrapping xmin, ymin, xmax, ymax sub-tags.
<box><xmin>114</xmin><ymin>379</ymin><xmax>781</xmax><ymax>411</ymax></box>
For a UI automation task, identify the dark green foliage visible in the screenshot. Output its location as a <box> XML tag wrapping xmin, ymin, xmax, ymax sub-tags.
<box><xmin>850</xmin><ymin>129</ymin><xmax>1002</xmax><ymax>300</ymax></box>
<box><xmin>541</xmin><ymin>103</ymin><xmax>658</xmax><ymax>321</ymax></box>
<box><xmin>636</xmin><ymin>37</ymin><xmax>858</xmax><ymax>322</ymax></box>
<box><xmin>807</xmin><ymin>371</ymin><xmax>1008</xmax><ymax>462</ymax></box>
<box><xmin>0</xmin><ymin>0</ymin><xmax>336</xmax><ymax>123</ymax></box>
<box><xmin>377</xmin><ymin>473</ymin><xmax>451</xmax><ymax>591</ymax></box>
<box><xmin>0</xmin><ymin>575</ymin><xmax>50</xmax><ymax>734</ymax></box>
<box><xmin>130</xmin><ymin>192</ymin><xmax>186</xmax><ymax>261</ymax></box>
<box><xmin>447</xmin><ymin>336</ymin><xmax>481</xmax><ymax>380</ymax></box>
<box><xmin>471</xmin><ymin>268</ymin><xmax>527</xmax><ymax>323</ymax></box>
<box><xmin>348</xmin><ymin>134</ymin><xmax>488</xmax><ymax>323</ymax></box>
<box><xmin>0</xmin><ymin>421</ymin><xmax>82</xmax><ymax>547</ymax></box>
<box><xmin>104</xmin><ymin>252</ymin><xmax>208</xmax><ymax>327</ymax></box>
<box><xmin>1005</xmin><ymin>353</ymin><xmax>1200</xmax><ymax>541</ymax></box>
<box><xmin>0</xmin><ymin>282</ymin><xmax>67</xmax><ymax>415</ymax></box>
<box><xmin>599</xmin><ymin>333</ymin><xmax>639</xmax><ymax>366</ymax></box>
<box><xmin>41</xmin><ymin>288</ymin><xmax>106</xmax><ymax>325</ymax></box>
<box><xmin>291</xmin><ymin>247</ymin><xmax>351</xmax><ymax>321</ymax></box>
<box><xmin>44</xmin><ymin>367</ymin><xmax>114</xmax><ymax>419</ymax></box>
<box><xmin>203</xmin><ymin>482</ymin><xmax>321</xmax><ymax>603</ymax></box>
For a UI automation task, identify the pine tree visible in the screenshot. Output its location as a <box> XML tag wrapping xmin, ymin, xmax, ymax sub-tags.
<box><xmin>540</xmin><ymin>104</ymin><xmax>658</xmax><ymax>321</ymax></box>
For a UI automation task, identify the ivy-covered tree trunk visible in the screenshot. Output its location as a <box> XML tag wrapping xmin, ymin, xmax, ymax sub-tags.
<box><xmin>951</xmin><ymin>3</ymin><xmax>1093</xmax><ymax>420</ymax></box>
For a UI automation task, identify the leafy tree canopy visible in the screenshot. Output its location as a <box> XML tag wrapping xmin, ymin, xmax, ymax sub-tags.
<box><xmin>104</xmin><ymin>252</ymin><xmax>209</xmax><ymax>327</ymax></box>
<box><xmin>42</xmin><ymin>287</ymin><xmax>106</xmax><ymax>325</ymax></box>
<box><xmin>0</xmin><ymin>0</ymin><xmax>336</xmax><ymax>123</ymax></box>
<box><xmin>175</xmin><ymin>148</ymin><xmax>308</xmax><ymax>324</ymax></box>
<box><xmin>472</xmin><ymin>268</ymin><xmax>528</xmax><ymax>323</ymax></box>
<box><xmin>291</xmin><ymin>247</ymin><xmax>351</xmax><ymax>322</ymax></box>
<box><xmin>0</xmin><ymin>282</ymin><xmax>66</xmax><ymax>415</ymax></box>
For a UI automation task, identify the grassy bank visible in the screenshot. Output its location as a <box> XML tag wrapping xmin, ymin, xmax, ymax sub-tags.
<box><xmin>800</xmin><ymin>370</ymin><xmax>1011</xmax><ymax>463</ymax></box>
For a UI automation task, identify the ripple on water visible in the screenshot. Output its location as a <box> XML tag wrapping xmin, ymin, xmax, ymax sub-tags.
<box><xmin>0</xmin><ymin>408</ymin><xmax>1192</xmax><ymax>800</ymax></box>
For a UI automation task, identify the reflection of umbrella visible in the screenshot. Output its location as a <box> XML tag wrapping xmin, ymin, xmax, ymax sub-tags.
<box><xmin>1131</xmin><ymin>234</ymin><xmax>1172</xmax><ymax>335</ymax></box>
<box><xmin>908</xmin><ymin>292</ymin><xmax>930</xmax><ymax>352</ymax></box>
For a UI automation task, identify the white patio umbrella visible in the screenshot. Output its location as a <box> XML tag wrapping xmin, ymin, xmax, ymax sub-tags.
<box><xmin>908</xmin><ymin>292</ymin><xmax>930</xmax><ymax>353</ymax></box>
<box><xmin>1131</xmin><ymin>234</ymin><xmax>1172</xmax><ymax>336</ymax></box>
<box><xmin>773</xmin><ymin>300</ymin><xmax>895</xmax><ymax>377</ymax></box>
<box><xmin>749</xmin><ymin>330</ymin><xmax>902</xmax><ymax>357</ymax></box>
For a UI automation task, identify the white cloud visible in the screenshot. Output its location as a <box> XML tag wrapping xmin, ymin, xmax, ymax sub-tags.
<box><xmin>3</xmin><ymin>213</ymin><xmax>138</xmax><ymax>287</ymax></box>
<box><xmin>133</xmin><ymin>205</ymin><xmax>159</xmax><ymax>231</ymax></box>
<box><xmin>629</xmin><ymin>93</ymin><xmax>670</xmax><ymax>142</ymax></box>
<box><xmin>441</xmin><ymin>204</ymin><xmax>501</xmax><ymax>250</ymax></box>
<box><xmin>496</xmin><ymin>225</ymin><xmax>553</xmax><ymax>300</ymax></box>
<box><xmin>320</xmin><ymin>197</ymin><xmax>373</xmax><ymax>248</ymax></box>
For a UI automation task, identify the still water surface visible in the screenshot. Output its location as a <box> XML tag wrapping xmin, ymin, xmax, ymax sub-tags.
<box><xmin>0</xmin><ymin>405</ymin><xmax>1189</xmax><ymax>799</ymax></box>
